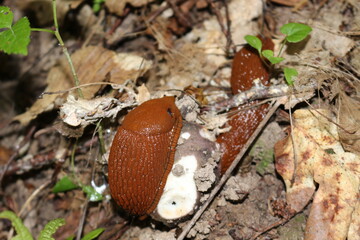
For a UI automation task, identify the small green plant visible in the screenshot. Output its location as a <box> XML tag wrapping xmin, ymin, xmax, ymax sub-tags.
<box><xmin>0</xmin><ymin>210</ymin><xmax>105</xmax><ymax>240</ymax></box>
<box><xmin>53</xmin><ymin>175</ymin><xmax>103</xmax><ymax>202</ymax></box>
<box><xmin>0</xmin><ymin>6</ymin><xmax>30</xmax><ymax>55</ymax></box>
<box><xmin>244</xmin><ymin>22</ymin><xmax>312</xmax><ymax>85</ymax></box>
<box><xmin>92</xmin><ymin>0</ymin><xmax>105</xmax><ymax>13</ymax></box>
<box><xmin>0</xmin><ymin>1</ymin><xmax>83</xmax><ymax>98</ymax></box>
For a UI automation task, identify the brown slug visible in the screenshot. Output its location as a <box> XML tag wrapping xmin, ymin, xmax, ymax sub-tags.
<box><xmin>217</xmin><ymin>37</ymin><xmax>274</xmax><ymax>174</ymax></box>
<box><xmin>108</xmin><ymin>96</ymin><xmax>183</xmax><ymax>216</ymax></box>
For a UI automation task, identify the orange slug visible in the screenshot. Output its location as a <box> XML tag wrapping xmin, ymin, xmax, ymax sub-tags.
<box><xmin>108</xmin><ymin>96</ymin><xmax>183</xmax><ymax>216</ymax></box>
<box><xmin>217</xmin><ymin>37</ymin><xmax>274</xmax><ymax>174</ymax></box>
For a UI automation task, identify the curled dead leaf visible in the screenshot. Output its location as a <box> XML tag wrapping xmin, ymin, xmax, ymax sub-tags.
<box><xmin>274</xmin><ymin>109</ymin><xmax>360</xmax><ymax>240</ymax></box>
<box><xmin>13</xmin><ymin>46</ymin><xmax>152</xmax><ymax>126</ymax></box>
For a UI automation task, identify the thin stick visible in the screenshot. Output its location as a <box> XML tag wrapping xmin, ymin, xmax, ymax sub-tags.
<box><xmin>177</xmin><ymin>97</ymin><xmax>285</xmax><ymax>240</ymax></box>
<box><xmin>19</xmin><ymin>180</ymin><xmax>52</xmax><ymax>217</ymax></box>
<box><xmin>0</xmin><ymin>126</ymin><xmax>36</xmax><ymax>190</ymax></box>
<box><xmin>76</xmin><ymin>199</ymin><xmax>89</xmax><ymax>240</ymax></box>
<box><xmin>51</xmin><ymin>0</ymin><xmax>83</xmax><ymax>98</ymax></box>
<box><xmin>249</xmin><ymin>215</ymin><xmax>295</xmax><ymax>240</ymax></box>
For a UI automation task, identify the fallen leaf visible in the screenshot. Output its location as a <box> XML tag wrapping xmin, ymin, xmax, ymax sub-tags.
<box><xmin>13</xmin><ymin>46</ymin><xmax>152</xmax><ymax>125</ymax></box>
<box><xmin>274</xmin><ymin>109</ymin><xmax>360</xmax><ymax>240</ymax></box>
<box><xmin>105</xmin><ymin>0</ymin><xmax>154</xmax><ymax>16</ymax></box>
<box><xmin>338</xmin><ymin>92</ymin><xmax>360</xmax><ymax>155</ymax></box>
<box><xmin>13</xmin><ymin>66</ymin><xmax>73</xmax><ymax>125</ymax></box>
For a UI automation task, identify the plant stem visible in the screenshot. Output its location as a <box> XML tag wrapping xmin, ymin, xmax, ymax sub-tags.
<box><xmin>52</xmin><ymin>0</ymin><xmax>84</xmax><ymax>98</ymax></box>
<box><xmin>277</xmin><ymin>40</ymin><xmax>287</xmax><ymax>57</ymax></box>
<box><xmin>30</xmin><ymin>28</ymin><xmax>55</xmax><ymax>34</ymax></box>
<box><xmin>96</xmin><ymin>121</ymin><xmax>106</xmax><ymax>155</ymax></box>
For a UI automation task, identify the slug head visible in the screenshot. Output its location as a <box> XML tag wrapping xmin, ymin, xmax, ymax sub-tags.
<box><xmin>122</xmin><ymin>96</ymin><xmax>180</xmax><ymax>135</ymax></box>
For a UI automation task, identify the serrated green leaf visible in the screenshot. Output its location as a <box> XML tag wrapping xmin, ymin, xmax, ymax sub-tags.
<box><xmin>244</xmin><ymin>35</ymin><xmax>262</xmax><ymax>56</ymax></box>
<box><xmin>280</xmin><ymin>23</ymin><xmax>312</xmax><ymax>43</ymax></box>
<box><xmin>0</xmin><ymin>6</ymin><xmax>13</xmax><ymax>29</ymax></box>
<box><xmin>53</xmin><ymin>176</ymin><xmax>78</xmax><ymax>193</ymax></box>
<box><xmin>82</xmin><ymin>185</ymin><xmax>103</xmax><ymax>202</ymax></box>
<box><xmin>81</xmin><ymin>228</ymin><xmax>105</xmax><ymax>240</ymax></box>
<box><xmin>283</xmin><ymin>67</ymin><xmax>298</xmax><ymax>85</ymax></box>
<box><xmin>38</xmin><ymin>218</ymin><xmax>65</xmax><ymax>240</ymax></box>
<box><xmin>0</xmin><ymin>16</ymin><xmax>31</xmax><ymax>55</ymax></box>
<box><xmin>261</xmin><ymin>50</ymin><xmax>284</xmax><ymax>64</ymax></box>
<box><xmin>0</xmin><ymin>210</ymin><xmax>34</xmax><ymax>240</ymax></box>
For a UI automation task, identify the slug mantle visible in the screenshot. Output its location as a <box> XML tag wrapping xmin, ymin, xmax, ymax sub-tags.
<box><xmin>108</xmin><ymin>96</ymin><xmax>182</xmax><ymax>216</ymax></box>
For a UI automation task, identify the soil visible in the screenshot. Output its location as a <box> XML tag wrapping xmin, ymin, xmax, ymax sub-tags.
<box><xmin>0</xmin><ymin>0</ymin><xmax>359</xmax><ymax>240</ymax></box>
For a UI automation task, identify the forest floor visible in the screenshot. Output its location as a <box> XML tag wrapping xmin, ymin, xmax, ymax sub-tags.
<box><xmin>0</xmin><ymin>0</ymin><xmax>359</xmax><ymax>239</ymax></box>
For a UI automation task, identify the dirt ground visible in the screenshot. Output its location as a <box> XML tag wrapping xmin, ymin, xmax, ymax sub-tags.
<box><xmin>0</xmin><ymin>0</ymin><xmax>359</xmax><ymax>239</ymax></box>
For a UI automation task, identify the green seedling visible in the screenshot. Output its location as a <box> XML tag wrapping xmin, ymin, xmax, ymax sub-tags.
<box><xmin>0</xmin><ymin>1</ymin><xmax>83</xmax><ymax>98</ymax></box>
<box><xmin>0</xmin><ymin>210</ymin><xmax>105</xmax><ymax>240</ymax></box>
<box><xmin>244</xmin><ymin>22</ymin><xmax>312</xmax><ymax>85</ymax></box>
<box><xmin>53</xmin><ymin>175</ymin><xmax>103</xmax><ymax>202</ymax></box>
<box><xmin>0</xmin><ymin>6</ymin><xmax>30</xmax><ymax>55</ymax></box>
<box><xmin>92</xmin><ymin>0</ymin><xmax>105</xmax><ymax>13</ymax></box>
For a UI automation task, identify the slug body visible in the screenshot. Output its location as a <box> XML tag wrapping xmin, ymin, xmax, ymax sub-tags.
<box><xmin>108</xmin><ymin>96</ymin><xmax>183</xmax><ymax>216</ymax></box>
<box><xmin>217</xmin><ymin>37</ymin><xmax>274</xmax><ymax>174</ymax></box>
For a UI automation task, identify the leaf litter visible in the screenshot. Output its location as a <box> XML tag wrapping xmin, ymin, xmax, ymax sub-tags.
<box><xmin>0</xmin><ymin>0</ymin><xmax>359</xmax><ymax>239</ymax></box>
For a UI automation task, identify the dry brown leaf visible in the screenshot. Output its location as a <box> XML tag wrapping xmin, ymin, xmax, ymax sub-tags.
<box><xmin>338</xmin><ymin>92</ymin><xmax>360</xmax><ymax>155</ymax></box>
<box><xmin>105</xmin><ymin>0</ymin><xmax>154</xmax><ymax>16</ymax></box>
<box><xmin>274</xmin><ymin>109</ymin><xmax>360</xmax><ymax>240</ymax></box>
<box><xmin>13</xmin><ymin>66</ymin><xmax>73</xmax><ymax>125</ymax></box>
<box><xmin>13</xmin><ymin>46</ymin><xmax>152</xmax><ymax>125</ymax></box>
<box><xmin>15</xmin><ymin>0</ymin><xmax>83</xmax><ymax>26</ymax></box>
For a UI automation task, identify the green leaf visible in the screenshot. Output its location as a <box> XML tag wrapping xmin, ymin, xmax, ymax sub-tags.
<box><xmin>283</xmin><ymin>67</ymin><xmax>298</xmax><ymax>85</ymax></box>
<box><xmin>81</xmin><ymin>228</ymin><xmax>105</xmax><ymax>240</ymax></box>
<box><xmin>244</xmin><ymin>35</ymin><xmax>262</xmax><ymax>56</ymax></box>
<box><xmin>280</xmin><ymin>23</ymin><xmax>312</xmax><ymax>43</ymax></box>
<box><xmin>0</xmin><ymin>210</ymin><xmax>34</xmax><ymax>240</ymax></box>
<box><xmin>0</xmin><ymin>6</ymin><xmax>13</xmax><ymax>29</ymax></box>
<box><xmin>0</xmin><ymin>6</ymin><xmax>31</xmax><ymax>55</ymax></box>
<box><xmin>261</xmin><ymin>50</ymin><xmax>285</xmax><ymax>64</ymax></box>
<box><xmin>82</xmin><ymin>185</ymin><xmax>103</xmax><ymax>202</ymax></box>
<box><xmin>92</xmin><ymin>0</ymin><xmax>105</xmax><ymax>13</ymax></box>
<box><xmin>53</xmin><ymin>176</ymin><xmax>78</xmax><ymax>193</ymax></box>
<box><xmin>65</xmin><ymin>236</ymin><xmax>75</xmax><ymax>240</ymax></box>
<box><xmin>38</xmin><ymin>218</ymin><xmax>65</xmax><ymax>240</ymax></box>
<box><xmin>324</xmin><ymin>148</ymin><xmax>336</xmax><ymax>154</ymax></box>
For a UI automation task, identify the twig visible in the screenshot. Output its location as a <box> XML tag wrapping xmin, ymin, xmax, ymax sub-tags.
<box><xmin>76</xmin><ymin>199</ymin><xmax>89</xmax><ymax>240</ymax></box>
<box><xmin>76</xmin><ymin>129</ymin><xmax>103</xmax><ymax>239</ymax></box>
<box><xmin>19</xmin><ymin>180</ymin><xmax>52</xmax><ymax>217</ymax></box>
<box><xmin>0</xmin><ymin>151</ymin><xmax>56</xmax><ymax>178</ymax></box>
<box><xmin>249</xmin><ymin>215</ymin><xmax>295</xmax><ymax>240</ymax></box>
<box><xmin>0</xmin><ymin>126</ymin><xmax>36</xmax><ymax>190</ymax></box>
<box><xmin>204</xmin><ymin>83</ymin><xmax>291</xmax><ymax>112</ymax></box>
<box><xmin>206</xmin><ymin>0</ymin><xmax>235</xmax><ymax>56</ymax></box>
<box><xmin>39</xmin><ymin>81</ymin><xmax>134</xmax><ymax>97</ymax></box>
<box><xmin>51</xmin><ymin>0</ymin><xmax>83</xmax><ymax>98</ymax></box>
<box><xmin>166</xmin><ymin>0</ymin><xmax>192</xmax><ymax>28</ymax></box>
<box><xmin>177</xmin><ymin>97</ymin><xmax>286</xmax><ymax>240</ymax></box>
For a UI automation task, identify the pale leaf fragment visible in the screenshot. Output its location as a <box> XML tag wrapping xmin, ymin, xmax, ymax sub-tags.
<box><xmin>105</xmin><ymin>0</ymin><xmax>154</xmax><ymax>16</ymax></box>
<box><xmin>338</xmin><ymin>93</ymin><xmax>360</xmax><ymax>155</ymax></box>
<box><xmin>60</xmin><ymin>95</ymin><xmax>136</xmax><ymax>127</ymax></box>
<box><xmin>274</xmin><ymin>109</ymin><xmax>360</xmax><ymax>240</ymax></box>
